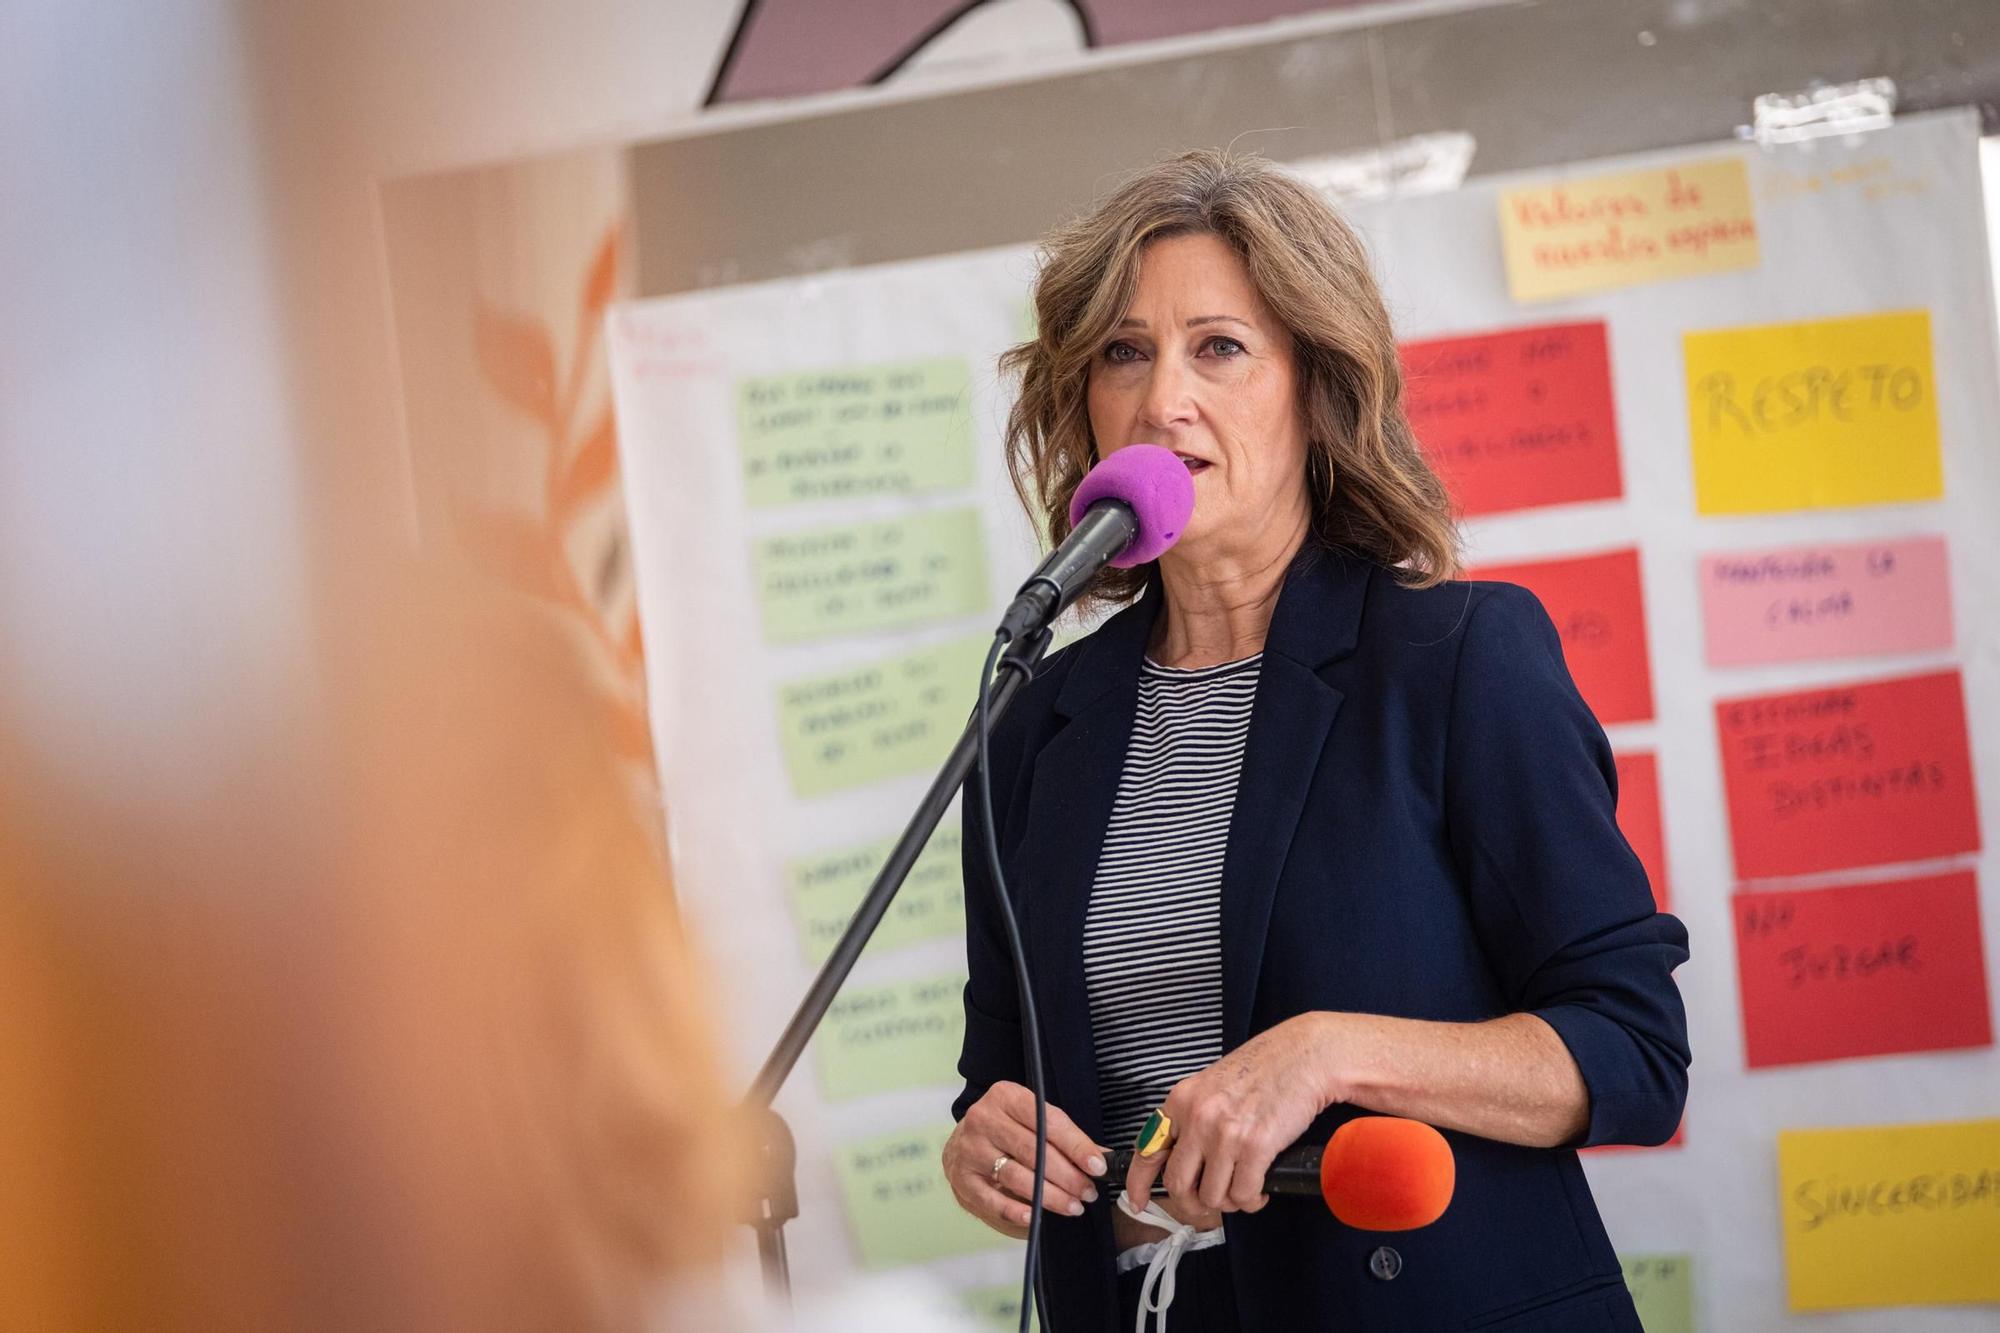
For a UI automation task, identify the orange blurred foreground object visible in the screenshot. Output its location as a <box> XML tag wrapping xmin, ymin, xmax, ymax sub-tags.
<box><xmin>0</xmin><ymin>554</ymin><xmax>746</xmax><ymax>1332</ymax></box>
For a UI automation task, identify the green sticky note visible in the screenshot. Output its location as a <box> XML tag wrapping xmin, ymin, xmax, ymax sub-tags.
<box><xmin>963</xmin><ymin>1283</ymin><xmax>1038</xmax><ymax>1333</ymax></box>
<box><xmin>753</xmin><ymin>507</ymin><xmax>991</xmax><ymax>645</ymax></box>
<box><xmin>789</xmin><ymin>821</ymin><xmax>965</xmax><ymax>965</ymax></box>
<box><xmin>737</xmin><ymin>357</ymin><xmax>975</xmax><ymax>507</ymax></box>
<box><xmin>1621</xmin><ymin>1253</ymin><xmax>1694</xmax><ymax>1333</ymax></box>
<box><xmin>835</xmin><ymin>1123</ymin><xmax>1012</xmax><ymax>1268</ymax></box>
<box><xmin>818</xmin><ymin>971</ymin><xmax>967</xmax><ymax>1101</ymax></box>
<box><xmin>775</xmin><ymin>635</ymin><xmax>988</xmax><ymax>798</ymax></box>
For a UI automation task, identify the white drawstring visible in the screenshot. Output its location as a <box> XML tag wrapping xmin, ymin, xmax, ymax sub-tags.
<box><xmin>1116</xmin><ymin>1193</ymin><xmax>1223</xmax><ymax>1333</ymax></box>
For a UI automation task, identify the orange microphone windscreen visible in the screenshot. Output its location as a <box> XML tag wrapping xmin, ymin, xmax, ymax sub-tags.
<box><xmin>1318</xmin><ymin>1117</ymin><xmax>1456</xmax><ymax>1231</ymax></box>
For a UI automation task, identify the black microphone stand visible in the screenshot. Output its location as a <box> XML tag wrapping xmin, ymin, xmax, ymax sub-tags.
<box><xmin>737</xmin><ymin>626</ymin><xmax>1054</xmax><ymax>1303</ymax></box>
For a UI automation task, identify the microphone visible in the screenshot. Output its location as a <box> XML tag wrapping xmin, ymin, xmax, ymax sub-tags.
<box><xmin>1106</xmin><ymin>1116</ymin><xmax>1456</xmax><ymax>1231</ymax></box>
<box><xmin>994</xmin><ymin>444</ymin><xmax>1195</xmax><ymax>643</ymax></box>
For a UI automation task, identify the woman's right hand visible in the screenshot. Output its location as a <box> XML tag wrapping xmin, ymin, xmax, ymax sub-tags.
<box><xmin>942</xmin><ymin>1081</ymin><xmax>1109</xmax><ymax>1237</ymax></box>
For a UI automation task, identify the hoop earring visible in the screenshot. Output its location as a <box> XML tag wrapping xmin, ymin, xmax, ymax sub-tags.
<box><xmin>1308</xmin><ymin>450</ymin><xmax>1333</xmax><ymax>498</ymax></box>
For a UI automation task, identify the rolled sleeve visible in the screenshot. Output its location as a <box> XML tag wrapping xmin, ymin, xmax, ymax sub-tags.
<box><xmin>1445</xmin><ymin>584</ymin><xmax>1691</xmax><ymax>1148</ymax></box>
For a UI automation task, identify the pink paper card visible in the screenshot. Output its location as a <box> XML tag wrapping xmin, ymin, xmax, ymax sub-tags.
<box><xmin>1699</xmin><ymin>536</ymin><xmax>1953</xmax><ymax>667</ymax></box>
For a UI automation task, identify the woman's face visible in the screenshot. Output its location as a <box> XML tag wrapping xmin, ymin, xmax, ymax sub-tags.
<box><xmin>1086</xmin><ymin>231</ymin><xmax>1310</xmax><ymax>558</ymax></box>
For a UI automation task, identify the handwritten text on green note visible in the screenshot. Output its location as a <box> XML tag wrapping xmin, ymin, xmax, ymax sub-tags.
<box><xmin>753</xmin><ymin>507</ymin><xmax>989</xmax><ymax>644</ymax></box>
<box><xmin>818</xmin><ymin>971</ymin><xmax>967</xmax><ymax>1101</ymax></box>
<box><xmin>737</xmin><ymin>357</ymin><xmax>975</xmax><ymax>507</ymax></box>
<box><xmin>789</xmin><ymin>821</ymin><xmax>965</xmax><ymax>965</ymax></box>
<box><xmin>776</xmin><ymin>635</ymin><xmax>987</xmax><ymax>797</ymax></box>
<box><xmin>1621</xmin><ymin>1253</ymin><xmax>1693</xmax><ymax>1333</ymax></box>
<box><xmin>836</xmin><ymin>1123</ymin><xmax>1011</xmax><ymax>1268</ymax></box>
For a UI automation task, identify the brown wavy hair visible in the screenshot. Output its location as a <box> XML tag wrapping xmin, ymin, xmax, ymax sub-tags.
<box><xmin>1002</xmin><ymin>148</ymin><xmax>1460</xmax><ymax>607</ymax></box>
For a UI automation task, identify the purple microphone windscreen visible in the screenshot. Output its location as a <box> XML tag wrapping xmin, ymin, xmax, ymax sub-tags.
<box><xmin>1067</xmin><ymin>444</ymin><xmax>1196</xmax><ymax>568</ymax></box>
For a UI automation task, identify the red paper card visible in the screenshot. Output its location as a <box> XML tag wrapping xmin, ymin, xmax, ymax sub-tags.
<box><xmin>1734</xmin><ymin>871</ymin><xmax>1992</xmax><ymax>1068</ymax></box>
<box><xmin>1715</xmin><ymin>670</ymin><xmax>1981</xmax><ymax>879</ymax></box>
<box><xmin>1400</xmin><ymin>321</ymin><xmax>1623</xmax><ymax>517</ymax></box>
<box><xmin>1578</xmin><ymin>749</ymin><xmax>1679</xmax><ymax>1152</ymax></box>
<box><xmin>1614</xmin><ymin>751</ymin><xmax>1671</xmax><ymax>911</ymax></box>
<box><xmin>1470</xmin><ymin>548</ymin><xmax>1655</xmax><ymax>725</ymax></box>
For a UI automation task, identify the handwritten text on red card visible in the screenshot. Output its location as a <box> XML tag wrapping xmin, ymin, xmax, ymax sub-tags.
<box><xmin>1400</xmin><ymin>321</ymin><xmax>1623</xmax><ymax>517</ymax></box>
<box><xmin>1735</xmin><ymin>872</ymin><xmax>1992</xmax><ymax>1068</ymax></box>
<box><xmin>1470</xmin><ymin>548</ymin><xmax>1655</xmax><ymax>726</ymax></box>
<box><xmin>1716</xmin><ymin>670</ymin><xmax>1981</xmax><ymax>879</ymax></box>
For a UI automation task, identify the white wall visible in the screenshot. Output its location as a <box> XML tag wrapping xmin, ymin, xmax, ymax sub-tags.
<box><xmin>241</xmin><ymin>0</ymin><xmax>1088</xmax><ymax>529</ymax></box>
<box><xmin>0</xmin><ymin>0</ymin><xmax>804</xmax><ymax>789</ymax></box>
<box><xmin>239</xmin><ymin>1</ymin><xmax>738</xmax><ymax>537</ymax></box>
<box><xmin>0</xmin><ymin>1</ymin><xmax>304</xmax><ymax>798</ymax></box>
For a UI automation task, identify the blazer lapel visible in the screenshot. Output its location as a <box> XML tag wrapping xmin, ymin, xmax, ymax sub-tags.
<box><xmin>1218</xmin><ymin>548</ymin><xmax>1373</xmax><ymax>1048</ymax></box>
<box><xmin>1014</xmin><ymin>589</ymin><xmax>1160</xmax><ymax>1141</ymax></box>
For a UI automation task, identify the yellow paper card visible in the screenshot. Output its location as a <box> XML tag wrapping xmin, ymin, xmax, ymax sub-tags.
<box><xmin>817</xmin><ymin>971</ymin><xmax>967</xmax><ymax>1101</ymax></box>
<box><xmin>1498</xmin><ymin>157</ymin><xmax>1758</xmax><ymax>302</ymax></box>
<box><xmin>835</xmin><ymin>1123</ymin><xmax>1013</xmax><ymax>1268</ymax></box>
<box><xmin>1778</xmin><ymin>1116</ymin><xmax>2000</xmax><ymax>1310</ymax></box>
<box><xmin>1684</xmin><ymin>309</ymin><xmax>1942</xmax><ymax>514</ymax></box>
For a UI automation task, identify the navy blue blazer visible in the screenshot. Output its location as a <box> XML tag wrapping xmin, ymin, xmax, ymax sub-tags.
<box><xmin>952</xmin><ymin>544</ymin><xmax>1691</xmax><ymax>1332</ymax></box>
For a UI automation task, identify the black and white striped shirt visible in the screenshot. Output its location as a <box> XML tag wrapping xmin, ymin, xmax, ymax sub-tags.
<box><xmin>1082</xmin><ymin>653</ymin><xmax>1263</xmax><ymax>1147</ymax></box>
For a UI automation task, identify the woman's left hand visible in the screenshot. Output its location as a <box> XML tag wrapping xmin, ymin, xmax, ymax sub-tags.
<box><xmin>1122</xmin><ymin>1013</ymin><xmax>1344</xmax><ymax>1218</ymax></box>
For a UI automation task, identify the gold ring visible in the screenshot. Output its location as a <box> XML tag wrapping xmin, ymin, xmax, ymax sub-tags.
<box><xmin>991</xmin><ymin>1152</ymin><xmax>1011</xmax><ymax>1182</ymax></box>
<box><xmin>1135</xmin><ymin>1109</ymin><xmax>1174</xmax><ymax>1157</ymax></box>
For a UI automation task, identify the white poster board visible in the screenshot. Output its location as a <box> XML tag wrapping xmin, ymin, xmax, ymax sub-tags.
<box><xmin>609</xmin><ymin>247</ymin><xmax>1049</xmax><ymax>1314</ymax></box>
<box><xmin>609</xmin><ymin>109</ymin><xmax>2000</xmax><ymax>1329</ymax></box>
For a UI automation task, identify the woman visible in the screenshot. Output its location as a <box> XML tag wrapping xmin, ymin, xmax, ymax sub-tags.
<box><xmin>943</xmin><ymin>150</ymin><xmax>1689</xmax><ymax>1332</ymax></box>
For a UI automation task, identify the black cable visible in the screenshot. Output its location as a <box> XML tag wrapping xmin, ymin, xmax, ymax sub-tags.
<box><xmin>976</xmin><ymin>630</ymin><xmax>1049</xmax><ymax>1333</ymax></box>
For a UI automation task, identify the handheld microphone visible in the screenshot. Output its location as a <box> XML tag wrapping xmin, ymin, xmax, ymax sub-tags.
<box><xmin>994</xmin><ymin>444</ymin><xmax>1195</xmax><ymax>643</ymax></box>
<box><xmin>1106</xmin><ymin>1115</ymin><xmax>1456</xmax><ymax>1231</ymax></box>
